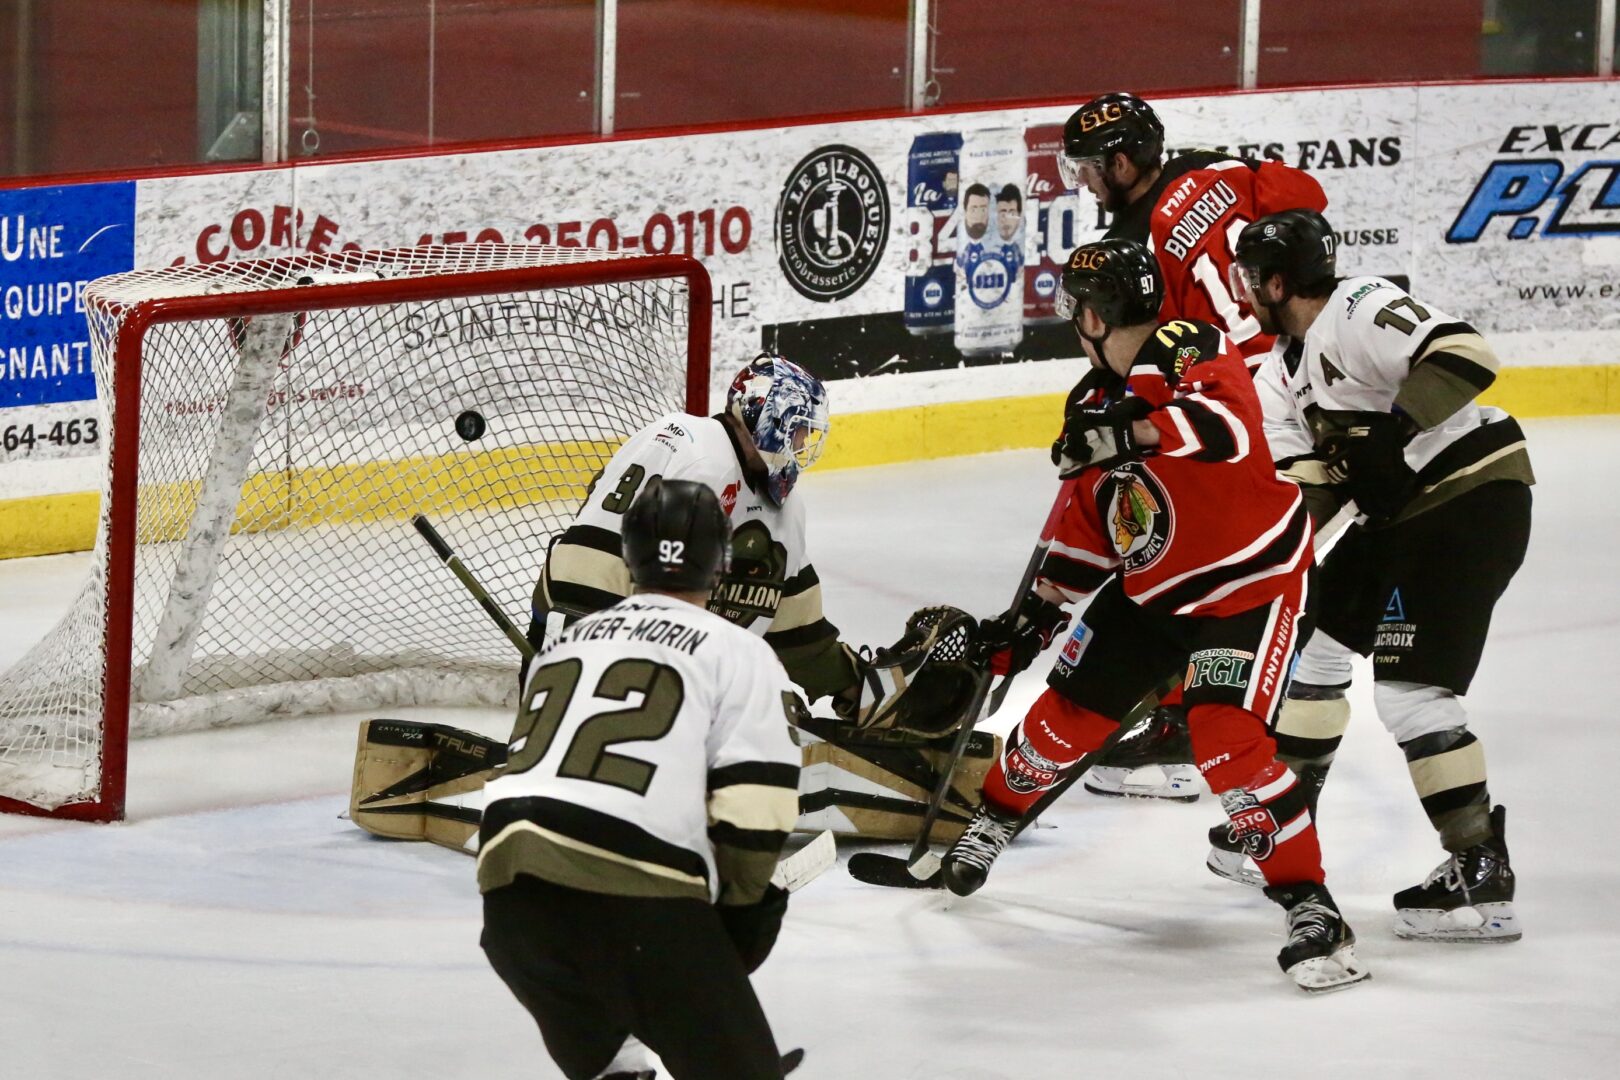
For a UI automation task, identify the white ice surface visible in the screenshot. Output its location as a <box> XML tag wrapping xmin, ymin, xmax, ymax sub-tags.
<box><xmin>3</xmin><ymin>419</ymin><xmax>1619</xmax><ymax>1079</ymax></box>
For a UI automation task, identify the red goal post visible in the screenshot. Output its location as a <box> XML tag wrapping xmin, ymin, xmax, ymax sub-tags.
<box><xmin>0</xmin><ymin>246</ymin><xmax>711</xmax><ymax>822</ymax></box>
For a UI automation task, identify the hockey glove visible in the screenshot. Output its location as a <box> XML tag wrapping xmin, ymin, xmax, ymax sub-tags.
<box><xmin>1325</xmin><ymin>411</ymin><xmax>1420</xmax><ymax>521</ymax></box>
<box><xmin>979</xmin><ymin>592</ymin><xmax>1070</xmax><ymax>678</ymax></box>
<box><xmin>717</xmin><ymin>884</ymin><xmax>789</xmax><ymax>974</ymax></box>
<box><xmin>1052</xmin><ymin>397</ymin><xmax>1153</xmax><ymax>478</ymax></box>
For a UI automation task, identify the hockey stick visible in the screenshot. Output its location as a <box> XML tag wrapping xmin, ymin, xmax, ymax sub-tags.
<box><xmin>771</xmin><ymin>830</ymin><xmax>836</xmax><ymax>893</ymax></box>
<box><xmin>847</xmin><ymin>478</ymin><xmax>1076</xmax><ymax>889</ymax></box>
<box><xmin>411</xmin><ymin>513</ymin><xmax>536</xmax><ymax>662</ymax></box>
<box><xmin>1011</xmin><ymin>672</ymin><xmax>1183</xmax><ymax>838</ymax></box>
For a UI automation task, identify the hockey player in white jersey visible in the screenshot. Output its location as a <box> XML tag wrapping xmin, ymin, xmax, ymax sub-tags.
<box><xmin>532</xmin><ymin>352</ymin><xmax>977</xmax><ymax>735</ymax></box>
<box><xmin>1215</xmin><ymin>209</ymin><xmax>1533</xmax><ymax>942</ymax></box>
<box><xmin>348</xmin><ymin>355</ymin><xmax>985</xmax><ymax>856</ymax></box>
<box><xmin>480</xmin><ymin>478</ymin><xmax>801</xmax><ymax>1079</ymax></box>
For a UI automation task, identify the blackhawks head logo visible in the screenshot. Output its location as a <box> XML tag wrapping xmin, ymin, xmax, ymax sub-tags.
<box><xmin>1108</xmin><ymin>464</ymin><xmax>1172</xmax><ymax>571</ymax></box>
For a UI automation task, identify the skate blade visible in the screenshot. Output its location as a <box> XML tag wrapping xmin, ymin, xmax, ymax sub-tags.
<box><xmin>1287</xmin><ymin>945</ymin><xmax>1371</xmax><ymax>993</ymax></box>
<box><xmin>1083</xmin><ymin>765</ymin><xmax>1202</xmax><ymax>803</ymax></box>
<box><xmin>1205</xmin><ymin>847</ymin><xmax>1265</xmax><ymax>889</ymax></box>
<box><xmin>1394</xmin><ymin>901</ymin><xmax>1521</xmax><ymax>943</ymax></box>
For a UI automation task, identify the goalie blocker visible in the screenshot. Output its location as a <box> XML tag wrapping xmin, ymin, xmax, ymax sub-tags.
<box><xmin>350</xmin><ymin>607</ymin><xmax>998</xmax><ymax>849</ymax></box>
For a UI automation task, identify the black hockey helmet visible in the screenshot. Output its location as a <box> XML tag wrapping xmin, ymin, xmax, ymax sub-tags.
<box><xmin>623</xmin><ymin>478</ymin><xmax>732</xmax><ymax>593</ymax></box>
<box><xmin>1060</xmin><ymin>93</ymin><xmax>1165</xmax><ymax>184</ymax></box>
<box><xmin>1230</xmin><ymin>209</ymin><xmax>1338</xmax><ymax>299</ymax></box>
<box><xmin>1057</xmin><ymin>239</ymin><xmax>1164</xmax><ymax>329</ymax></box>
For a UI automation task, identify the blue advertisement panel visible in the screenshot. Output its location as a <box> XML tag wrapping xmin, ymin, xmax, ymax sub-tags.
<box><xmin>0</xmin><ymin>182</ymin><xmax>137</xmax><ymax>409</ymax></box>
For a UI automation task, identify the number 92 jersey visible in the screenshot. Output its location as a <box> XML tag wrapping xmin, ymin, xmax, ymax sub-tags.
<box><xmin>480</xmin><ymin>593</ymin><xmax>801</xmax><ymax>905</ymax></box>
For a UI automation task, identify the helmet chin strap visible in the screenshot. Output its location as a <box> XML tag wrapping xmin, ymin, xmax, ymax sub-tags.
<box><xmin>1074</xmin><ymin>314</ymin><xmax>1115</xmax><ymax>371</ymax></box>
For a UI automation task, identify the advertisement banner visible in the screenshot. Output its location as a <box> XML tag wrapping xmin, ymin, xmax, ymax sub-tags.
<box><xmin>1416</xmin><ymin>82</ymin><xmax>1620</xmax><ymax>363</ymax></box>
<box><xmin>0</xmin><ymin>79</ymin><xmax>1609</xmax><ymax>506</ymax></box>
<box><xmin>0</xmin><ymin>181</ymin><xmax>135</xmax><ymax>465</ymax></box>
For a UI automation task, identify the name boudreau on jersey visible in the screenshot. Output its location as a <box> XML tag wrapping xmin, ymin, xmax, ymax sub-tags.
<box><xmin>559</xmin><ymin>601</ymin><xmax>710</xmax><ymax>656</ymax></box>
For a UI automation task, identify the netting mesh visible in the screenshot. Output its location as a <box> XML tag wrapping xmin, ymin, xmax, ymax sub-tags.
<box><xmin>0</xmin><ymin>245</ymin><xmax>694</xmax><ymax>813</ymax></box>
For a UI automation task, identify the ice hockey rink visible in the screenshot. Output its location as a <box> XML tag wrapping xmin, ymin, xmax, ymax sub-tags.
<box><xmin>1</xmin><ymin>417</ymin><xmax>1616</xmax><ymax>1080</ymax></box>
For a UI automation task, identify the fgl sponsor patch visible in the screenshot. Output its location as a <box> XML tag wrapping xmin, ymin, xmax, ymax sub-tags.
<box><xmin>1185</xmin><ymin>647</ymin><xmax>1255</xmax><ymax>690</ymax></box>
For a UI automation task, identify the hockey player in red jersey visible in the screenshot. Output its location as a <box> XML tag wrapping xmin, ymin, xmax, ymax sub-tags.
<box><xmin>1055</xmin><ymin>92</ymin><xmax>1328</xmax><ymax>798</ymax></box>
<box><xmin>1059</xmin><ymin>91</ymin><xmax>1327</xmax><ymax>365</ymax></box>
<box><xmin>941</xmin><ymin>239</ymin><xmax>1368</xmax><ymax>992</ymax></box>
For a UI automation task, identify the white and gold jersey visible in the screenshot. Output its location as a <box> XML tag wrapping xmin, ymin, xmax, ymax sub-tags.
<box><xmin>1254</xmin><ymin>276</ymin><xmax>1532</xmax><ymax>522</ymax></box>
<box><xmin>480</xmin><ymin>593</ymin><xmax>800</xmax><ymax>905</ymax></box>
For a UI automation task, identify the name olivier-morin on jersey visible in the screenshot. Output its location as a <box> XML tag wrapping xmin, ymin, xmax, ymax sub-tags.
<box><xmin>479</xmin><ymin>595</ymin><xmax>800</xmax><ymax>906</ymax></box>
<box><xmin>559</xmin><ymin>609</ymin><xmax>710</xmax><ymax>655</ymax></box>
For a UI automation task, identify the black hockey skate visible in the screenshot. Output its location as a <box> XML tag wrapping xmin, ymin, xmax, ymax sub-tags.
<box><xmin>940</xmin><ymin>802</ymin><xmax>1020</xmax><ymax>896</ymax></box>
<box><xmin>1264</xmin><ymin>881</ymin><xmax>1370</xmax><ymax>993</ymax></box>
<box><xmin>1393</xmin><ymin>804</ymin><xmax>1520</xmax><ymax>943</ymax></box>
<box><xmin>1083</xmin><ymin>706</ymin><xmax>1201</xmax><ymax>802</ymax></box>
<box><xmin>603</xmin><ymin>1048</ymin><xmax>804</xmax><ymax>1079</ymax></box>
<box><xmin>1205</xmin><ymin>819</ymin><xmax>1266</xmax><ymax>888</ymax></box>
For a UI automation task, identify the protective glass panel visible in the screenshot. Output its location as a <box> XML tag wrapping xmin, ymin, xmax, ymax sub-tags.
<box><xmin>928</xmin><ymin>0</ymin><xmax>1242</xmax><ymax>107</ymax></box>
<box><xmin>615</xmin><ymin>0</ymin><xmax>908</xmax><ymax>130</ymax></box>
<box><xmin>288</xmin><ymin>0</ymin><xmax>595</xmax><ymax>158</ymax></box>
<box><xmin>1</xmin><ymin>0</ymin><xmax>202</xmax><ymax>178</ymax></box>
<box><xmin>1260</xmin><ymin>0</ymin><xmax>1601</xmax><ymax>85</ymax></box>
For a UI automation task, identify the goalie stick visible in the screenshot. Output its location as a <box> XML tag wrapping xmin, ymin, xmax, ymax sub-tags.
<box><xmin>847</xmin><ymin>479</ymin><xmax>1077</xmax><ymax>889</ymax></box>
<box><xmin>411</xmin><ymin>513</ymin><xmax>536</xmax><ymax>662</ymax></box>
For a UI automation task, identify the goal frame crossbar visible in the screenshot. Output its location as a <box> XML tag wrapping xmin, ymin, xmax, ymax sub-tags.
<box><xmin>0</xmin><ymin>251</ymin><xmax>711</xmax><ymax>823</ymax></box>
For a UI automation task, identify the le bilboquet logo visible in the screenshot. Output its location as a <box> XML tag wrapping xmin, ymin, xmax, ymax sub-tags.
<box><xmin>1447</xmin><ymin>123</ymin><xmax>1620</xmax><ymax>243</ymax></box>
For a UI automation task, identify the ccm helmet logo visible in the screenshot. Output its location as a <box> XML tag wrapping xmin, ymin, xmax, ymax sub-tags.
<box><xmin>1070</xmin><ymin>249</ymin><xmax>1108</xmax><ymax>271</ymax></box>
<box><xmin>1079</xmin><ymin>102</ymin><xmax>1124</xmax><ymax>132</ymax></box>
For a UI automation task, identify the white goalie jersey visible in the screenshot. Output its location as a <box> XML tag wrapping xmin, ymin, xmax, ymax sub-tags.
<box><xmin>479</xmin><ymin>593</ymin><xmax>801</xmax><ymax>905</ymax></box>
<box><xmin>540</xmin><ymin>413</ymin><xmax>854</xmax><ymax>701</ymax></box>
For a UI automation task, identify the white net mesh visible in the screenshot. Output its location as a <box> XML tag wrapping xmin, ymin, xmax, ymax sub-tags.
<box><xmin>0</xmin><ymin>245</ymin><xmax>695</xmax><ymax>814</ymax></box>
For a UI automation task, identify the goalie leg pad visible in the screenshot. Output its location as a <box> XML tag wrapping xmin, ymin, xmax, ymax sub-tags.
<box><xmin>350</xmin><ymin>719</ymin><xmax>505</xmax><ymax>853</ymax></box>
<box><xmin>795</xmin><ymin>722</ymin><xmax>1001</xmax><ymax>843</ymax></box>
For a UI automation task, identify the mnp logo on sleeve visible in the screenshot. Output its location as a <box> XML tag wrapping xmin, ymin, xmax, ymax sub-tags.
<box><xmin>1</xmin><ymin>181</ymin><xmax>136</xmax><ymax>407</ymax></box>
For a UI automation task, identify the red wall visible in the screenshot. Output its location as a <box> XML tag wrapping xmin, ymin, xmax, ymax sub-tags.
<box><xmin>24</xmin><ymin>0</ymin><xmax>199</xmax><ymax>175</ymax></box>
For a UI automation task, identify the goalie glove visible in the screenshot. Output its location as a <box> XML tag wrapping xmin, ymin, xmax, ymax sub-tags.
<box><xmin>834</xmin><ymin>606</ymin><xmax>981</xmax><ymax>737</ymax></box>
<box><xmin>978</xmin><ymin>592</ymin><xmax>1070</xmax><ymax>678</ymax></box>
<box><xmin>1052</xmin><ymin>396</ymin><xmax>1153</xmax><ymax>478</ymax></box>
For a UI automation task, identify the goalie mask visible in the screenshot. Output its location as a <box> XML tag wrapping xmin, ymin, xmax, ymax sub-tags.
<box><xmin>727</xmin><ymin>353</ymin><xmax>830</xmax><ymax>506</ymax></box>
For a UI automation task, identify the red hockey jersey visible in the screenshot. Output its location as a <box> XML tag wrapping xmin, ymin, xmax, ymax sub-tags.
<box><xmin>1116</xmin><ymin>155</ymin><xmax>1326</xmax><ymax>363</ymax></box>
<box><xmin>1039</xmin><ymin>319</ymin><xmax>1311</xmax><ymax>619</ymax></box>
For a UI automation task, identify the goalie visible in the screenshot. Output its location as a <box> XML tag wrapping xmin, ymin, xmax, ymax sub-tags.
<box><xmin>350</xmin><ymin>353</ymin><xmax>995</xmax><ymax>851</ymax></box>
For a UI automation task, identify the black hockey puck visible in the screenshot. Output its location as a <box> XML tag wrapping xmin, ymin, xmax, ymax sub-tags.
<box><xmin>454</xmin><ymin>409</ymin><xmax>486</xmax><ymax>441</ymax></box>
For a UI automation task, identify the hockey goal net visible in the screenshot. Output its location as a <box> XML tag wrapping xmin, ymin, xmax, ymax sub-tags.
<box><xmin>0</xmin><ymin>245</ymin><xmax>710</xmax><ymax>822</ymax></box>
